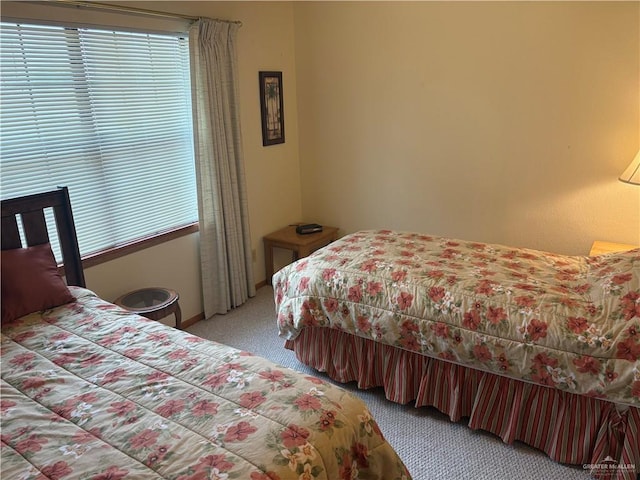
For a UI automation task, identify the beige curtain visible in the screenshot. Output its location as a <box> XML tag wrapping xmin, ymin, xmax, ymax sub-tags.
<box><xmin>189</xmin><ymin>18</ymin><xmax>255</xmax><ymax>318</ymax></box>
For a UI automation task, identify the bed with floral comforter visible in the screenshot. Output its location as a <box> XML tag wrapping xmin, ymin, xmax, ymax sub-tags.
<box><xmin>1</xmin><ymin>287</ymin><xmax>410</xmax><ymax>480</ymax></box>
<box><xmin>273</xmin><ymin>230</ymin><xmax>640</xmax><ymax>479</ymax></box>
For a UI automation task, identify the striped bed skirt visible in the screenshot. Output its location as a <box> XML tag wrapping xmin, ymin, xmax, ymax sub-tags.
<box><xmin>285</xmin><ymin>328</ymin><xmax>639</xmax><ymax>480</ymax></box>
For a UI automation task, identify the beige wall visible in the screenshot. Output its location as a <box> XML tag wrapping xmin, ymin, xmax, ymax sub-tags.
<box><xmin>2</xmin><ymin>1</ymin><xmax>302</xmax><ymax>321</ymax></box>
<box><xmin>294</xmin><ymin>1</ymin><xmax>640</xmax><ymax>255</ymax></box>
<box><xmin>84</xmin><ymin>234</ymin><xmax>202</xmax><ymax>327</ymax></box>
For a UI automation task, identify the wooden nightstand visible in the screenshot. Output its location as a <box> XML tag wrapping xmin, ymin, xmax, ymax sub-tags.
<box><xmin>589</xmin><ymin>241</ymin><xmax>638</xmax><ymax>256</ymax></box>
<box><xmin>264</xmin><ymin>225</ymin><xmax>339</xmax><ymax>284</ymax></box>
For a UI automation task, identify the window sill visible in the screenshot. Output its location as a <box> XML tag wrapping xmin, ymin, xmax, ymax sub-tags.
<box><xmin>81</xmin><ymin>222</ymin><xmax>199</xmax><ymax>270</ymax></box>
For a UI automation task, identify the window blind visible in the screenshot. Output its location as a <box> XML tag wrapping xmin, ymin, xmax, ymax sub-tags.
<box><xmin>0</xmin><ymin>22</ymin><xmax>197</xmax><ymax>258</ymax></box>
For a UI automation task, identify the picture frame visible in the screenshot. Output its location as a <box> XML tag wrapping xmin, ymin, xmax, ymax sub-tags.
<box><xmin>259</xmin><ymin>71</ymin><xmax>285</xmax><ymax>146</ymax></box>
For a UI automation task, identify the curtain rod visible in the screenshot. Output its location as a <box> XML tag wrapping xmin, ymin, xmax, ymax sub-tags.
<box><xmin>52</xmin><ymin>0</ymin><xmax>242</xmax><ymax>26</ymax></box>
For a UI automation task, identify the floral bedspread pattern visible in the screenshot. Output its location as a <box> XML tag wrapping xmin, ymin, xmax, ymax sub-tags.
<box><xmin>1</xmin><ymin>288</ymin><xmax>410</xmax><ymax>480</ymax></box>
<box><xmin>274</xmin><ymin>230</ymin><xmax>640</xmax><ymax>406</ymax></box>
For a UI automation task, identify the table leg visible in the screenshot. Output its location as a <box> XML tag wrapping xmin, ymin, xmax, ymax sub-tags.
<box><xmin>264</xmin><ymin>241</ymin><xmax>274</xmax><ymax>285</ymax></box>
<box><xmin>174</xmin><ymin>302</ymin><xmax>182</xmax><ymax>330</ymax></box>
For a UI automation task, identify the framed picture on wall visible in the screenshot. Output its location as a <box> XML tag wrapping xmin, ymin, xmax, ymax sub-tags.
<box><xmin>259</xmin><ymin>71</ymin><xmax>285</xmax><ymax>146</ymax></box>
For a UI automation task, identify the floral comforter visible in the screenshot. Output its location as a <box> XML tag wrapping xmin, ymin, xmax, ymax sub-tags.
<box><xmin>274</xmin><ymin>230</ymin><xmax>640</xmax><ymax>407</ymax></box>
<box><xmin>1</xmin><ymin>287</ymin><xmax>410</xmax><ymax>480</ymax></box>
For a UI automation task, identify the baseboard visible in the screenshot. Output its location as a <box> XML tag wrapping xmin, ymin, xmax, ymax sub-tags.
<box><xmin>185</xmin><ymin>281</ymin><xmax>269</xmax><ymax>328</ymax></box>
<box><xmin>182</xmin><ymin>312</ymin><xmax>204</xmax><ymax>329</ymax></box>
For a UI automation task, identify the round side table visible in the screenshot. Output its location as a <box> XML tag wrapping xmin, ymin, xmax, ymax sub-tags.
<box><xmin>114</xmin><ymin>287</ymin><xmax>182</xmax><ymax>329</ymax></box>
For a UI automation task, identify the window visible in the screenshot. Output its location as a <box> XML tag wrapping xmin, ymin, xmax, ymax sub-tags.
<box><xmin>0</xmin><ymin>22</ymin><xmax>197</xmax><ymax>259</ymax></box>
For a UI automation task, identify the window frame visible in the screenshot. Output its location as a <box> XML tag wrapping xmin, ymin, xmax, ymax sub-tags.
<box><xmin>1</xmin><ymin>20</ymin><xmax>199</xmax><ymax>268</ymax></box>
<box><xmin>80</xmin><ymin>222</ymin><xmax>199</xmax><ymax>270</ymax></box>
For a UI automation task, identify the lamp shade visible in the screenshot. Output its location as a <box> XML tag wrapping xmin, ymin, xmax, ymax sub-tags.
<box><xmin>619</xmin><ymin>150</ymin><xmax>640</xmax><ymax>185</ymax></box>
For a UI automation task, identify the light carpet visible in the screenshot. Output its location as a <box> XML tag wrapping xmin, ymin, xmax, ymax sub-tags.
<box><xmin>187</xmin><ymin>286</ymin><xmax>592</xmax><ymax>480</ymax></box>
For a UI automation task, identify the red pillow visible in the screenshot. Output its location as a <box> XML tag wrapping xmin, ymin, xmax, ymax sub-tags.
<box><xmin>1</xmin><ymin>243</ymin><xmax>75</xmax><ymax>323</ymax></box>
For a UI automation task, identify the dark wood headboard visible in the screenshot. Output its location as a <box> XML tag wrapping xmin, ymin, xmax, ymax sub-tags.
<box><xmin>1</xmin><ymin>187</ymin><xmax>86</xmax><ymax>287</ymax></box>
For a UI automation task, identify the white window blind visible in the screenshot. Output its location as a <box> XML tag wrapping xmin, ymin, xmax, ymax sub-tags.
<box><xmin>0</xmin><ymin>22</ymin><xmax>197</xmax><ymax>258</ymax></box>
